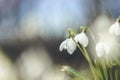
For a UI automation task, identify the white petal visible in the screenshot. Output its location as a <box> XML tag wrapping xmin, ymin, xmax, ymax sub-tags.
<box><xmin>59</xmin><ymin>39</ymin><xmax>68</xmax><ymax>51</ymax></box>
<box><xmin>66</xmin><ymin>38</ymin><xmax>76</xmax><ymax>54</ymax></box>
<box><xmin>114</xmin><ymin>25</ymin><xmax>120</xmax><ymax>36</ymax></box>
<box><xmin>74</xmin><ymin>34</ymin><xmax>80</xmax><ymax>43</ymax></box>
<box><xmin>109</xmin><ymin>23</ymin><xmax>117</xmax><ymax>34</ymax></box>
<box><xmin>95</xmin><ymin>42</ymin><xmax>105</xmax><ymax>57</ymax></box>
<box><xmin>104</xmin><ymin>44</ymin><xmax>109</xmax><ymax>55</ymax></box>
<box><xmin>109</xmin><ymin>24</ymin><xmax>114</xmax><ymax>34</ymax></box>
<box><xmin>76</xmin><ymin>32</ymin><xmax>89</xmax><ymax>47</ymax></box>
<box><xmin>95</xmin><ymin>42</ymin><xmax>109</xmax><ymax>57</ymax></box>
<box><xmin>109</xmin><ymin>22</ymin><xmax>120</xmax><ymax>36</ymax></box>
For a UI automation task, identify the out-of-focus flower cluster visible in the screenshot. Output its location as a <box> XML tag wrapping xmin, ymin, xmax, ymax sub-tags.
<box><xmin>0</xmin><ymin>47</ymin><xmax>66</xmax><ymax>80</ymax></box>
<box><xmin>59</xmin><ymin>27</ymin><xmax>88</xmax><ymax>55</ymax></box>
<box><xmin>59</xmin><ymin>16</ymin><xmax>120</xmax><ymax>80</ymax></box>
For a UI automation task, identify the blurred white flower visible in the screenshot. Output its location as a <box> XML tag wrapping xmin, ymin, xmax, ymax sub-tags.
<box><xmin>59</xmin><ymin>38</ymin><xmax>76</xmax><ymax>55</ymax></box>
<box><xmin>17</xmin><ymin>47</ymin><xmax>53</xmax><ymax>80</ymax></box>
<box><xmin>109</xmin><ymin>21</ymin><xmax>120</xmax><ymax>36</ymax></box>
<box><xmin>74</xmin><ymin>32</ymin><xmax>89</xmax><ymax>47</ymax></box>
<box><xmin>95</xmin><ymin>41</ymin><xmax>109</xmax><ymax>57</ymax></box>
<box><xmin>0</xmin><ymin>50</ymin><xmax>17</xmax><ymax>80</ymax></box>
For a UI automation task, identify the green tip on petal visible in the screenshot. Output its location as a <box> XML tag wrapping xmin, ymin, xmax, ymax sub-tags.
<box><xmin>117</xmin><ymin>16</ymin><xmax>120</xmax><ymax>23</ymax></box>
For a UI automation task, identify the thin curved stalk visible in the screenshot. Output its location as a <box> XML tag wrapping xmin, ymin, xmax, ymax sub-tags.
<box><xmin>87</xmin><ymin>27</ymin><xmax>97</xmax><ymax>44</ymax></box>
<box><xmin>81</xmin><ymin>46</ymin><xmax>98</xmax><ymax>80</ymax></box>
<box><xmin>110</xmin><ymin>68</ymin><xmax>113</xmax><ymax>80</ymax></box>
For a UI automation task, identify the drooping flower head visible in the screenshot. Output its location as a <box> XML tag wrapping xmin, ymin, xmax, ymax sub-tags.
<box><xmin>59</xmin><ymin>28</ymin><xmax>77</xmax><ymax>55</ymax></box>
<box><xmin>59</xmin><ymin>27</ymin><xmax>89</xmax><ymax>54</ymax></box>
<box><xmin>59</xmin><ymin>38</ymin><xmax>76</xmax><ymax>55</ymax></box>
<box><xmin>109</xmin><ymin>17</ymin><xmax>120</xmax><ymax>36</ymax></box>
<box><xmin>95</xmin><ymin>33</ymin><xmax>120</xmax><ymax>65</ymax></box>
<box><xmin>74</xmin><ymin>26</ymin><xmax>89</xmax><ymax>47</ymax></box>
<box><xmin>95</xmin><ymin>41</ymin><xmax>109</xmax><ymax>57</ymax></box>
<box><xmin>74</xmin><ymin>32</ymin><xmax>89</xmax><ymax>47</ymax></box>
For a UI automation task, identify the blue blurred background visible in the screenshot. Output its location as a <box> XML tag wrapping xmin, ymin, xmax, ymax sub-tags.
<box><xmin>0</xmin><ymin>0</ymin><xmax>120</xmax><ymax>40</ymax></box>
<box><xmin>0</xmin><ymin>0</ymin><xmax>120</xmax><ymax>80</ymax></box>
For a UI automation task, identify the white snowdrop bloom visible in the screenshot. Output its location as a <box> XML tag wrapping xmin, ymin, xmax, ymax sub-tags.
<box><xmin>95</xmin><ymin>41</ymin><xmax>109</xmax><ymax>57</ymax></box>
<box><xmin>109</xmin><ymin>21</ymin><xmax>120</xmax><ymax>36</ymax></box>
<box><xmin>74</xmin><ymin>32</ymin><xmax>89</xmax><ymax>47</ymax></box>
<box><xmin>59</xmin><ymin>38</ymin><xmax>76</xmax><ymax>54</ymax></box>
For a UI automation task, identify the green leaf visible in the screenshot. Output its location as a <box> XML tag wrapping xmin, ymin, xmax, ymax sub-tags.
<box><xmin>61</xmin><ymin>66</ymin><xmax>91</xmax><ymax>80</ymax></box>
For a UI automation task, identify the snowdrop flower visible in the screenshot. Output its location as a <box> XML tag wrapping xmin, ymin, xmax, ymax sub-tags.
<box><xmin>74</xmin><ymin>32</ymin><xmax>89</xmax><ymax>47</ymax></box>
<box><xmin>95</xmin><ymin>41</ymin><xmax>109</xmax><ymax>57</ymax></box>
<box><xmin>109</xmin><ymin>21</ymin><xmax>120</xmax><ymax>36</ymax></box>
<box><xmin>59</xmin><ymin>38</ymin><xmax>76</xmax><ymax>54</ymax></box>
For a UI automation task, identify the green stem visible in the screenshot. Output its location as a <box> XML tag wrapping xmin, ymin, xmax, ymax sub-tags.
<box><xmin>87</xmin><ymin>27</ymin><xmax>97</xmax><ymax>44</ymax></box>
<box><xmin>101</xmin><ymin>61</ymin><xmax>108</xmax><ymax>80</ymax></box>
<box><xmin>82</xmin><ymin>46</ymin><xmax>98</xmax><ymax>80</ymax></box>
<box><xmin>115</xmin><ymin>70</ymin><xmax>118</xmax><ymax>80</ymax></box>
<box><xmin>115</xmin><ymin>69</ymin><xmax>118</xmax><ymax>80</ymax></box>
<box><xmin>110</xmin><ymin>68</ymin><xmax>113</xmax><ymax>80</ymax></box>
<box><xmin>72</xmin><ymin>38</ymin><xmax>85</xmax><ymax>54</ymax></box>
<box><xmin>63</xmin><ymin>66</ymin><xmax>88</xmax><ymax>80</ymax></box>
<box><xmin>73</xmin><ymin>38</ymin><xmax>98</xmax><ymax>80</ymax></box>
<box><xmin>95</xmin><ymin>59</ymin><xmax>104</xmax><ymax>80</ymax></box>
